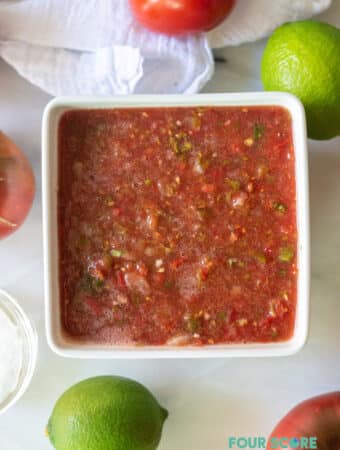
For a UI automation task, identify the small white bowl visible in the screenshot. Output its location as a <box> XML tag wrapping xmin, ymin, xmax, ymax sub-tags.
<box><xmin>0</xmin><ymin>289</ymin><xmax>37</xmax><ymax>414</ymax></box>
<box><xmin>42</xmin><ymin>92</ymin><xmax>310</xmax><ymax>358</ymax></box>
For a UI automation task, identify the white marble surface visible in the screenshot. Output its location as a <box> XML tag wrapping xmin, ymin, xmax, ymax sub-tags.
<box><xmin>0</xmin><ymin>4</ymin><xmax>339</xmax><ymax>449</ymax></box>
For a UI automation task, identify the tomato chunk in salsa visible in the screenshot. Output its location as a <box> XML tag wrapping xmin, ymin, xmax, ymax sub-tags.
<box><xmin>58</xmin><ymin>106</ymin><xmax>297</xmax><ymax>346</ymax></box>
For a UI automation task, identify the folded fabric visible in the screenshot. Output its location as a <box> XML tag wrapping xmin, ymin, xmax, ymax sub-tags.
<box><xmin>0</xmin><ymin>0</ymin><xmax>332</xmax><ymax>96</ymax></box>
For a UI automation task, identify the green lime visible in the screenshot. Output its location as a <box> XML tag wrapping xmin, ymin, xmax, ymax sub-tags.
<box><xmin>261</xmin><ymin>20</ymin><xmax>340</xmax><ymax>140</ymax></box>
<box><xmin>47</xmin><ymin>376</ymin><xmax>168</xmax><ymax>450</ymax></box>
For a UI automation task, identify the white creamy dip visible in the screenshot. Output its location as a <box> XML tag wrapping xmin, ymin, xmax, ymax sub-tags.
<box><xmin>0</xmin><ymin>308</ymin><xmax>23</xmax><ymax>405</ymax></box>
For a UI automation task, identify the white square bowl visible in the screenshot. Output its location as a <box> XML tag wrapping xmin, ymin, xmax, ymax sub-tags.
<box><xmin>42</xmin><ymin>92</ymin><xmax>310</xmax><ymax>358</ymax></box>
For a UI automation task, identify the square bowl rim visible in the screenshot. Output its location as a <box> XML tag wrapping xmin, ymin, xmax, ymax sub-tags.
<box><xmin>42</xmin><ymin>92</ymin><xmax>310</xmax><ymax>359</ymax></box>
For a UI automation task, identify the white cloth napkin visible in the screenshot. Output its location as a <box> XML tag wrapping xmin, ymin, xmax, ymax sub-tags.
<box><xmin>0</xmin><ymin>0</ymin><xmax>331</xmax><ymax>96</ymax></box>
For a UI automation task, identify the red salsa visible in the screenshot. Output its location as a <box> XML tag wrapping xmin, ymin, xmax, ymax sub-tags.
<box><xmin>58</xmin><ymin>106</ymin><xmax>297</xmax><ymax>346</ymax></box>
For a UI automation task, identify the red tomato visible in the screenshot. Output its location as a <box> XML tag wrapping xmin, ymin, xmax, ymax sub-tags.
<box><xmin>0</xmin><ymin>131</ymin><xmax>35</xmax><ymax>239</ymax></box>
<box><xmin>129</xmin><ymin>0</ymin><xmax>235</xmax><ymax>35</ymax></box>
<box><xmin>267</xmin><ymin>392</ymin><xmax>340</xmax><ymax>450</ymax></box>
